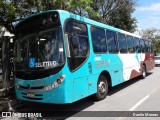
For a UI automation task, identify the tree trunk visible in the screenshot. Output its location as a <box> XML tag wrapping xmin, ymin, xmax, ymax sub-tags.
<box><xmin>2</xmin><ymin>36</ymin><xmax>11</xmax><ymax>91</ymax></box>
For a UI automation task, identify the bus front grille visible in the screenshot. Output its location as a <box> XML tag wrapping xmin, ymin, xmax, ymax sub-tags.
<box><xmin>20</xmin><ymin>85</ymin><xmax>44</xmax><ymax>90</ymax></box>
<box><xmin>22</xmin><ymin>96</ymin><xmax>43</xmax><ymax>100</ymax></box>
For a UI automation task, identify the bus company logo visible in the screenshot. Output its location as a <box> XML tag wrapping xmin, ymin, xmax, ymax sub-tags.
<box><xmin>35</xmin><ymin>61</ymin><xmax>57</xmax><ymax>68</ymax></box>
<box><xmin>29</xmin><ymin>58</ymin><xmax>36</xmax><ymax>68</ymax></box>
<box><xmin>29</xmin><ymin>58</ymin><xmax>57</xmax><ymax>68</ymax></box>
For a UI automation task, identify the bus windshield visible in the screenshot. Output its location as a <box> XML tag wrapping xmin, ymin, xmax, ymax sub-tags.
<box><xmin>14</xmin><ymin>28</ymin><xmax>65</xmax><ymax>71</ymax></box>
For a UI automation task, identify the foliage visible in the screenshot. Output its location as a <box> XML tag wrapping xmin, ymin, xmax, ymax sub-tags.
<box><xmin>0</xmin><ymin>0</ymin><xmax>16</xmax><ymax>32</ymax></box>
<box><xmin>0</xmin><ymin>0</ymin><xmax>137</xmax><ymax>33</ymax></box>
<box><xmin>88</xmin><ymin>0</ymin><xmax>137</xmax><ymax>32</ymax></box>
<box><xmin>139</xmin><ymin>28</ymin><xmax>160</xmax><ymax>55</ymax></box>
<box><xmin>138</xmin><ymin>28</ymin><xmax>157</xmax><ymax>39</ymax></box>
<box><xmin>106</xmin><ymin>0</ymin><xmax>137</xmax><ymax>32</ymax></box>
<box><xmin>153</xmin><ymin>35</ymin><xmax>160</xmax><ymax>55</ymax></box>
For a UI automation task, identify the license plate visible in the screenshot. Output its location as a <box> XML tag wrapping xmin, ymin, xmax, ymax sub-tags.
<box><xmin>27</xmin><ymin>93</ymin><xmax>35</xmax><ymax>97</ymax></box>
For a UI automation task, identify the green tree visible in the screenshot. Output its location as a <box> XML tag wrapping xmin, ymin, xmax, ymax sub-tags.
<box><xmin>153</xmin><ymin>35</ymin><xmax>160</xmax><ymax>55</ymax></box>
<box><xmin>139</xmin><ymin>28</ymin><xmax>160</xmax><ymax>55</ymax></box>
<box><xmin>138</xmin><ymin>28</ymin><xmax>157</xmax><ymax>39</ymax></box>
<box><xmin>89</xmin><ymin>0</ymin><xmax>137</xmax><ymax>32</ymax></box>
<box><xmin>107</xmin><ymin>0</ymin><xmax>137</xmax><ymax>32</ymax></box>
<box><xmin>0</xmin><ymin>0</ymin><xmax>16</xmax><ymax>32</ymax></box>
<box><xmin>0</xmin><ymin>0</ymin><xmax>94</xmax><ymax>33</ymax></box>
<box><xmin>40</xmin><ymin>0</ymin><xmax>95</xmax><ymax>17</ymax></box>
<box><xmin>0</xmin><ymin>0</ymin><xmax>137</xmax><ymax>33</ymax></box>
<box><xmin>89</xmin><ymin>0</ymin><xmax>120</xmax><ymax>22</ymax></box>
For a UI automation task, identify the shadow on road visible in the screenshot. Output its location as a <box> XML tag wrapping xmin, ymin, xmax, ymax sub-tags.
<box><xmin>108</xmin><ymin>72</ymin><xmax>153</xmax><ymax>96</ymax></box>
<box><xmin>13</xmin><ymin>95</ymin><xmax>95</xmax><ymax>119</ymax></box>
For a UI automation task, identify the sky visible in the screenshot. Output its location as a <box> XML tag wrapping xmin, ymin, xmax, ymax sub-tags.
<box><xmin>133</xmin><ymin>0</ymin><xmax>160</xmax><ymax>30</ymax></box>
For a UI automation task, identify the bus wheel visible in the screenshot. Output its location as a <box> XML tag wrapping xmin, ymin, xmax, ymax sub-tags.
<box><xmin>141</xmin><ymin>65</ymin><xmax>146</xmax><ymax>79</ymax></box>
<box><xmin>94</xmin><ymin>75</ymin><xmax>108</xmax><ymax>101</ymax></box>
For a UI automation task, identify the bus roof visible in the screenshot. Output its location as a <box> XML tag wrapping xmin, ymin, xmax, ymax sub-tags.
<box><xmin>58</xmin><ymin>10</ymin><xmax>141</xmax><ymax>38</ymax></box>
<box><xmin>17</xmin><ymin>10</ymin><xmax>141</xmax><ymax>39</ymax></box>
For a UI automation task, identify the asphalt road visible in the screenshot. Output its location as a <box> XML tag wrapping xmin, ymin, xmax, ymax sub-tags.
<box><xmin>1</xmin><ymin>66</ymin><xmax>160</xmax><ymax>120</ymax></box>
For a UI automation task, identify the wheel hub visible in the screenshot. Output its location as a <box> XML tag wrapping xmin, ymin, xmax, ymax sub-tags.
<box><xmin>98</xmin><ymin>81</ymin><xmax>106</xmax><ymax>94</ymax></box>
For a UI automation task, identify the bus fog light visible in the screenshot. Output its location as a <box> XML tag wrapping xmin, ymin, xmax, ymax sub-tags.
<box><xmin>44</xmin><ymin>75</ymin><xmax>65</xmax><ymax>91</ymax></box>
<box><xmin>51</xmin><ymin>83</ymin><xmax>55</xmax><ymax>88</ymax></box>
<box><xmin>44</xmin><ymin>86</ymin><xmax>48</xmax><ymax>91</ymax></box>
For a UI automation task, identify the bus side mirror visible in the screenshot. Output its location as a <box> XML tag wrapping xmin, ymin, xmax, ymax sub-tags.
<box><xmin>65</xmin><ymin>34</ymin><xmax>71</xmax><ymax>58</ymax></box>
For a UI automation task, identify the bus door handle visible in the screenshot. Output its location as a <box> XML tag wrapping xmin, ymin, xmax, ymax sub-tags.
<box><xmin>114</xmin><ymin>70</ymin><xmax>119</xmax><ymax>73</ymax></box>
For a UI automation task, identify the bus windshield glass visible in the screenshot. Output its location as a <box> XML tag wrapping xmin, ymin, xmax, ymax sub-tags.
<box><xmin>14</xmin><ymin>28</ymin><xmax>65</xmax><ymax>71</ymax></box>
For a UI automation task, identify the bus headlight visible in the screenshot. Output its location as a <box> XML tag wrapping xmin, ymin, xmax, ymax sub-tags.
<box><xmin>57</xmin><ymin>79</ymin><xmax>61</xmax><ymax>84</ymax></box>
<box><xmin>44</xmin><ymin>75</ymin><xmax>65</xmax><ymax>91</ymax></box>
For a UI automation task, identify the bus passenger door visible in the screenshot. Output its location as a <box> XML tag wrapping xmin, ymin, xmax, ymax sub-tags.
<box><xmin>66</xmin><ymin>34</ymin><xmax>90</xmax><ymax>102</ymax></box>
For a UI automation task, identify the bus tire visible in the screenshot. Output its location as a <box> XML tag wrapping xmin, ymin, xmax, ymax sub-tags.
<box><xmin>94</xmin><ymin>75</ymin><xmax>108</xmax><ymax>101</ymax></box>
<box><xmin>141</xmin><ymin>65</ymin><xmax>146</xmax><ymax>79</ymax></box>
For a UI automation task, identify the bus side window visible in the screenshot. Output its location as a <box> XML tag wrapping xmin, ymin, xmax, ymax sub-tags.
<box><xmin>106</xmin><ymin>30</ymin><xmax>118</xmax><ymax>53</ymax></box>
<box><xmin>127</xmin><ymin>36</ymin><xmax>134</xmax><ymax>53</ymax></box>
<box><xmin>91</xmin><ymin>26</ymin><xmax>107</xmax><ymax>53</ymax></box>
<box><xmin>145</xmin><ymin>41</ymin><xmax>149</xmax><ymax>53</ymax></box>
<box><xmin>140</xmin><ymin>40</ymin><xmax>145</xmax><ymax>53</ymax></box>
<box><xmin>149</xmin><ymin>41</ymin><xmax>153</xmax><ymax>53</ymax></box>
<box><xmin>118</xmin><ymin>33</ymin><xmax>127</xmax><ymax>53</ymax></box>
<box><xmin>72</xmin><ymin>36</ymin><xmax>88</xmax><ymax>57</ymax></box>
<box><xmin>65</xmin><ymin>20</ymin><xmax>89</xmax><ymax>71</ymax></box>
<box><xmin>134</xmin><ymin>38</ymin><xmax>140</xmax><ymax>53</ymax></box>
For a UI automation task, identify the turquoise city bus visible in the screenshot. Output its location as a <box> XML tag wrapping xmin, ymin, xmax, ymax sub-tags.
<box><xmin>14</xmin><ymin>10</ymin><xmax>155</xmax><ymax>104</ymax></box>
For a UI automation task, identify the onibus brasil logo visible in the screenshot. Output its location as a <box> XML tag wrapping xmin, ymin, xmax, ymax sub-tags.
<box><xmin>2</xmin><ymin>112</ymin><xmax>42</xmax><ymax>117</ymax></box>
